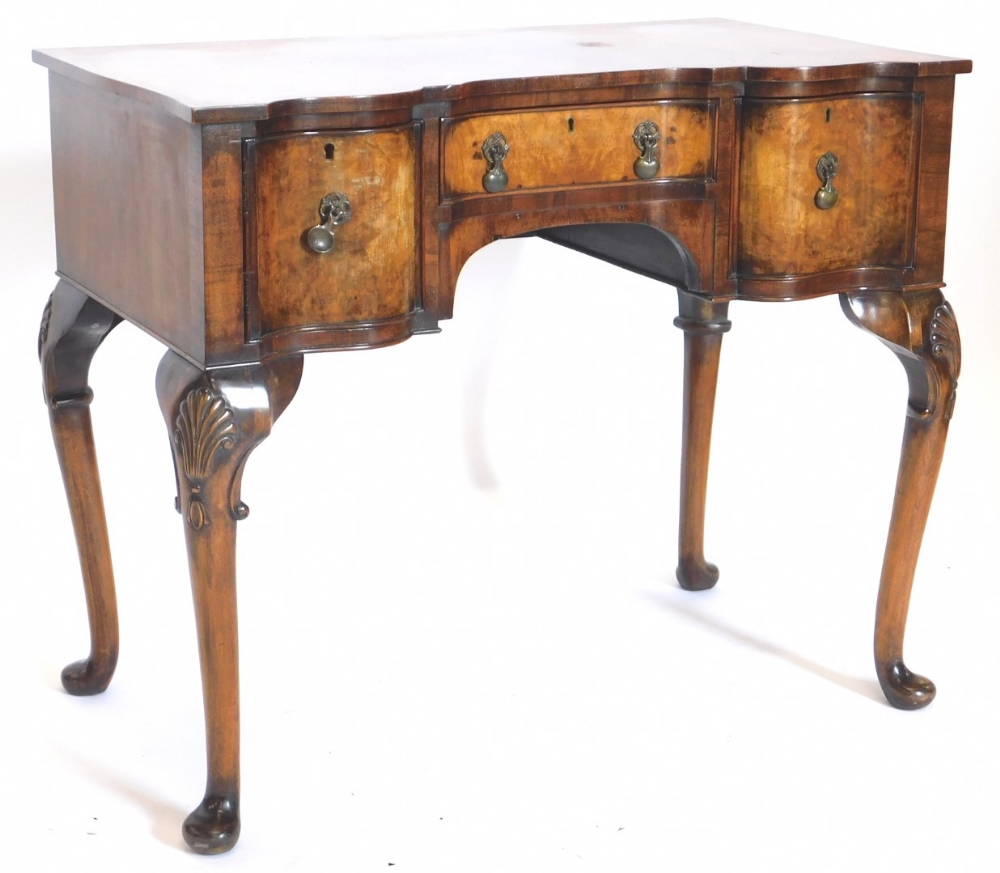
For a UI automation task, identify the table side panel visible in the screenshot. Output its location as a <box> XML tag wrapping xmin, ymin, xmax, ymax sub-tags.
<box><xmin>49</xmin><ymin>73</ymin><xmax>206</xmax><ymax>362</ymax></box>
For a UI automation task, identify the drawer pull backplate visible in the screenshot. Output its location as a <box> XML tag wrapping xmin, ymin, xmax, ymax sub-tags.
<box><xmin>481</xmin><ymin>131</ymin><xmax>510</xmax><ymax>193</ymax></box>
<box><xmin>306</xmin><ymin>192</ymin><xmax>353</xmax><ymax>253</ymax></box>
<box><xmin>632</xmin><ymin>120</ymin><xmax>661</xmax><ymax>180</ymax></box>
<box><xmin>814</xmin><ymin>151</ymin><xmax>840</xmax><ymax>210</ymax></box>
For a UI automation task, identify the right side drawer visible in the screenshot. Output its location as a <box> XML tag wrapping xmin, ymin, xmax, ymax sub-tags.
<box><xmin>738</xmin><ymin>93</ymin><xmax>920</xmax><ymax>279</ymax></box>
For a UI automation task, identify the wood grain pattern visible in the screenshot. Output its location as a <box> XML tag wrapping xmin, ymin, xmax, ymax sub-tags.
<box><xmin>435</xmin><ymin>198</ymin><xmax>717</xmax><ymax>321</ymax></box>
<box><xmin>202</xmin><ymin>123</ymin><xmax>253</xmax><ymax>366</ymax></box>
<box><xmin>33</xmin><ymin>21</ymin><xmax>971</xmax><ymax>124</ymax></box>
<box><xmin>49</xmin><ymin>73</ymin><xmax>206</xmax><ymax>363</ymax></box>
<box><xmin>737</xmin><ymin>93</ymin><xmax>918</xmax><ymax>278</ymax></box>
<box><xmin>674</xmin><ymin>290</ymin><xmax>731</xmax><ymax>592</ymax></box>
<box><xmin>253</xmin><ymin>128</ymin><xmax>418</xmax><ymax>334</ymax></box>
<box><xmin>156</xmin><ymin>351</ymin><xmax>304</xmax><ymax>854</ymax></box>
<box><xmin>33</xmin><ymin>23</ymin><xmax>974</xmax><ymax>856</ymax></box>
<box><xmin>442</xmin><ymin>101</ymin><xmax>714</xmax><ymax>197</ymax></box>
<box><xmin>840</xmin><ymin>288</ymin><xmax>960</xmax><ymax>709</ymax></box>
<box><xmin>909</xmin><ymin>76</ymin><xmax>959</xmax><ymax>288</ymax></box>
<box><xmin>40</xmin><ymin>281</ymin><xmax>123</xmax><ymax>696</ymax></box>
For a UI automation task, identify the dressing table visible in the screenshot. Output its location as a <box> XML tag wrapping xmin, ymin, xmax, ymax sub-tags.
<box><xmin>33</xmin><ymin>20</ymin><xmax>971</xmax><ymax>853</ymax></box>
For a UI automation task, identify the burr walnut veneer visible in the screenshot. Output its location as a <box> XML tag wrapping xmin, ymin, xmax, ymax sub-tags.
<box><xmin>33</xmin><ymin>20</ymin><xmax>971</xmax><ymax>854</ymax></box>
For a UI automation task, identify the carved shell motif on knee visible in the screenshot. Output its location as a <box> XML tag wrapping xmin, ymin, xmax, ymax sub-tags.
<box><xmin>174</xmin><ymin>387</ymin><xmax>237</xmax><ymax>530</ymax></box>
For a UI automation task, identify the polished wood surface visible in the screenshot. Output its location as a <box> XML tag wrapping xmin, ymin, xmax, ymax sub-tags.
<box><xmin>156</xmin><ymin>351</ymin><xmax>303</xmax><ymax>853</ymax></box>
<box><xmin>253</xmin><ymin>127</ymin><xmax>418</xmax><ymax>333</ymax></box>
<box><xmin>34</xmin><ymin>20</ymin><xmax>971</xmax><ymax>855</ymax></box>
<box><xmin>738</xmin><ymin>93</ymin><xmax>917</xmax><ymax>277</ymax></box>
<box><xmin>34</xmin><ymin>22</ymin><xmax>970</xmax><ymax>370</ymax></box>
<box><xmin>39</xmin><ymin>282</ymin><xmax>122</xmax><ymax>695</ymax></box>
<box><xmin>841</xmin><ymin>288</ymin><xmax>960</xmax><ymax>709</ymax></box>
<box><xmin>441</xmin><ymin>101</ymin><xmax>714</xmax><ymax>196</ymax></box>
<box><xmin>674</xmin><ymin>291</ymin><xmax>730</xmax><ymax>592</ymax></box>
<box><xmin>33</xmin><ymin>20</ymin><xmax>970</xmax><ymax>123</ymax></box>
<box><xmin>48</xmin><ymin>74</ymin><xmax>206</xmax><ymax>360</ymax></box>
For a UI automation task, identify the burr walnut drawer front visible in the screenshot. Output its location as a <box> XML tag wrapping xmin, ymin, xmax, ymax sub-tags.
<box><xmin>441</xmin><ymin>101</ymin><xmax>715</xmax><ymax>198</ymax></box>
<box><xmin>252</xmin><ymin>127</ymin><xmax>418</xmax><ymax>335</ymax></box>
<box><xmin>737</xmin><ymin>93</ymin><xmax>919</xmax><ymax>278</ymax></box>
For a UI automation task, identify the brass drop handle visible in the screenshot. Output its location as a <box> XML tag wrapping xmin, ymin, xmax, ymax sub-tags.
<box><xmin>481</xmin><ymin>131</ymin><xmax>510</xmax><ymax>193</ymax></box>
<box><xmin>814</xmin><ymin>151</ymin><xmax>839</xmax><ymax>210</ymax></box>
<box><xmin>632</xmin><ymin>120</ymin><xmax>661</xmax><ymax>180</ymax></box>
<box><xmin>305</xmin><ymin>192</ymin><xmax>352</xmax><ymax>253</ymax></box>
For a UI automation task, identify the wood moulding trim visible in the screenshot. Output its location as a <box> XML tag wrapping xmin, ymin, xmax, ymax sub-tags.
<box><xmin>253</xmin><ymin>312</ymin><xmax>429</xmax><ymax>360</ymax></box>
<box><xmin>437</xmin><ymin>181</ymin><xmax>713</xmax><ymax>222</ymax></box>
<box><xmin>734</xmin><ymin>267</ymin><xmax>915</xmax><ymax>301</ymax></box>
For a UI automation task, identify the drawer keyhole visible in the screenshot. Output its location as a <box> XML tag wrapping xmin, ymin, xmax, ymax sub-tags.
<box><xmin>324</xmin><ymin>143</ymin><xmax>335</xmax><ymax>160</ymax></box>
<box><xmin>825</xmin><ymin>108</ymin><xmax>832</xmax><ymax>123</ymax></box>
<box><xmin>568</xmin><ymin>117</ymin><xmax>575</xmax><ymax>132</ymax></box>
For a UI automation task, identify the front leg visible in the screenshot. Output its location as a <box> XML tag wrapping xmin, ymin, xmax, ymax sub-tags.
<box><xmin>673</xmin><ymin>290</ymin><xmax>731</xmax><ymax>590</ymax></box>
<box><xmin>40</xmin><ymin>281</ymin><xmax>122</xmax><ymax>695</ymax></box>
<box><xmin>840</xmin><ymin>289</ymin><xmax>960</xmax><ymax>709</ymax></box>
<box><xmin>156</xmin><ymin>351</ymin><xmax>303</xmax><ymax>854</ymax></box>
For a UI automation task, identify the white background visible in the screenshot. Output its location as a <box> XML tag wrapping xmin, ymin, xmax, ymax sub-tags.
<box><xmin>1</xmin><ymin>2</ymin><xmax>996</xmax><ymax>871</ymax></box>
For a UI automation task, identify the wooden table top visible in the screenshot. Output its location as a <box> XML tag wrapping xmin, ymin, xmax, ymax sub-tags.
<box><xmin>33</xmin><ymin>19</ymin><xmax>972</xmax><ymax>123</ymax></box>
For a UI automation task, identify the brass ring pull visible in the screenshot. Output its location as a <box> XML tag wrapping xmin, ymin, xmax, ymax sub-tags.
<box><xmin>632</xmin><ymin>120</ymin><xmax>661</xmax><ymax>180</ymax></box>
<box><xmin>481</xmin><ymin>131</ymin><xmax>510</xmax><ymax>193</ymax></box>
<box><xmin>305</xmin><ymin>192</ymin><xmax>352</xmax><ymax>253</ymax></box>
<box><xmin>814</xmin><ymin>152</ymin><xmax>839</xmax><ymax>209</ymax></box>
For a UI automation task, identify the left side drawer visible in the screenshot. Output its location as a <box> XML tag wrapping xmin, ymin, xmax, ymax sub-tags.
<box><xmin>252</xmin><ymin>127</ymin><xmax>418</xmax><ymax>336</ymax></box>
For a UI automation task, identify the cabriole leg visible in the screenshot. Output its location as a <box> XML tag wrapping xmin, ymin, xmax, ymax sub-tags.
<box><xmin>840</xmin><ymin>289</ymin><xmax>960</xmax><ymax>709</ymax></box>
<box><xmin>40</xmin><ymin>281</ymin><xmax>122</xmax><ymax>695</ymax></box>
<box><xmin>156</xmin><ymin>351</ymin><xmax>303</xmax><ymax>854</ymax></box>
<box><xmin>674</xmin><ymin>290</ymin><xmax>731</xmax><ymax>591</ymax></box>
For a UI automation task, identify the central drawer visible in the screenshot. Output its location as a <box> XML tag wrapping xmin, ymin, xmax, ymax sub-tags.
<box><xmin>441</xmin><ymin>101</ymin><xmax>715</xmax><ymax>198</ymax></box>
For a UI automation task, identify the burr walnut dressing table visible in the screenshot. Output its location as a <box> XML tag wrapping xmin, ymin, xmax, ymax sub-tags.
<box><xmin>33</xmin><ymin>21</ymin><xmax>971</xmax><ymax>854</ymax></box>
